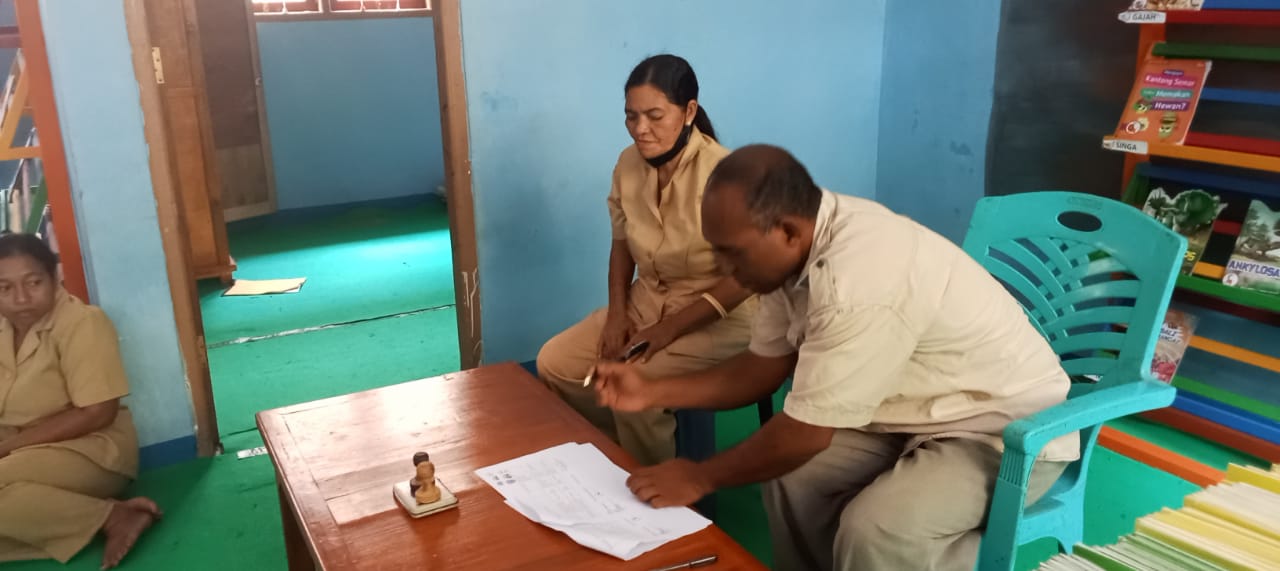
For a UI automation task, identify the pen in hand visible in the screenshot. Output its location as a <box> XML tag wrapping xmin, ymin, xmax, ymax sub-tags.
<box><xmin>582</xmin><ymin>340</ymin><xmax>650</xmax><ymax>387</ymax></box>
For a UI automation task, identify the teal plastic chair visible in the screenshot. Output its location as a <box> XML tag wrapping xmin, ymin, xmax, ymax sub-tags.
<box><xmin>962</xmin><ymin>192</ymin><xmax>1186</xmax><ymax>571</ymax></box>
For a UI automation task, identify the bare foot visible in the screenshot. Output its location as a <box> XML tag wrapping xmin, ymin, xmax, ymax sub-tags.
<box><xmin>100</xmin><ymin>497</ymin><xmax>162</xmax><ymax>569</ymax></box>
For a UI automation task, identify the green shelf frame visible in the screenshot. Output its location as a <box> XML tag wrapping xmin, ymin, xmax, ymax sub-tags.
<box><xmin>1153</xmin><ymin>41</ymin><xmax>1280</xmax><ymax>63</ymax></box>
<box><xmin>1176</xmin><ymin>274</ymin><xmax>1280</xmax><ymax>314</ymax></box>
<box><xmin>1172</xmin><ymin>375</ymin><xmax>1280</xmax><ymax>424</ymax></box>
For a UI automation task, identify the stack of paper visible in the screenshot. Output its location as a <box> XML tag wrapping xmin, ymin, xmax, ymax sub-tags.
<box><xmin>475</xmin><ymin>442</ymin><xmax>711</xmax><ymax>560</ymax></box>
<box><xmin>1038</xmin><ymin>463</ymin><xmax>1280</xmax><ymax>570</ymax></box>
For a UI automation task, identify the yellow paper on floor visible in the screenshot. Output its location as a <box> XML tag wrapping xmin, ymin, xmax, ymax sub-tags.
<box><xmin>223</xmin><ymin>278</ymin><xmax>307</xmax><ymax>296</ymax></box>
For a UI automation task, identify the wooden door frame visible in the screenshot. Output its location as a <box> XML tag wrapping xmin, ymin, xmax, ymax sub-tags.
<box><xmin>124</xmin><ymin>0</ymin><xmax>221</xmax><ymax>456</ymax></box>
<box><xmin>433</xmin><ymin>0</ymin><xmax>482</xmax><ymax>370</ymax></box>
<box><xmin>123</xmin><ymin>0</ymin><xmax>482</xmax><ymax>455</ymax></box>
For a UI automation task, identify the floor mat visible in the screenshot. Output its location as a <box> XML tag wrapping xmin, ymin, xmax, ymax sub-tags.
<box><xmin>210</xmin><ymin>307</ymin><xmax>460</xmax><ymax>436</ymax></box>
<box><xmin>6</xmin><ymin>452</ymin><xmax>285</xmax><ymax>571</ymax></box>
<box><xmin>199</xmin><ymin>198</ymin><xmax>455</xmax><ymax>345</ymax></box>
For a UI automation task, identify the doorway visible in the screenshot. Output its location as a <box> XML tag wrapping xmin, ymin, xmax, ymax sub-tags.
<box><xmin>125</xmin><ymin>0</ymin><xmax>480</xmax><ymax>456</ymax></box>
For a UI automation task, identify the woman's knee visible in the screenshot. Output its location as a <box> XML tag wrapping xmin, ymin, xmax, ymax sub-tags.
<box><xmin>535</xmin><ymin>334</ymin><xmax>577</xmax><ymax>383</ymax></box>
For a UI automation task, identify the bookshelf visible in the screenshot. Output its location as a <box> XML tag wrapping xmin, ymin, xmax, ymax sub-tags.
<box><xmin>1103</xmin><ymin>1</ymin><xmax>1280</xmax><ymax>476</ymax></box>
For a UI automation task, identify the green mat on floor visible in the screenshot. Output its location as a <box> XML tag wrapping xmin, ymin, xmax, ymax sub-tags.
<box><xmin>210</xmin><ymin>307</ymin><xmax>460</xmax><ymax>436</ymax></box>
<box><xmin>198</xmin><ymin>198</ymin><xmax>455</xmax><ymax>345</ymax></box>
<box><xmin>6</xmin><ymin>452</ymin><xmax>286</xmax><ymax>571</ymax></box>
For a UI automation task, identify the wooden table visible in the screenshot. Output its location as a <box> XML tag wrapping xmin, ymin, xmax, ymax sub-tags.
<box><xmin>257</xmin><ymin>362</ymin><xmax>767</xmax><ymax>571</ymax></box>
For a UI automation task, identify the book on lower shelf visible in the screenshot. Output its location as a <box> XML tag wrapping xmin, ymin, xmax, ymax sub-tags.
<box><xmin>1038</xmin><ymin>463</ymin><xmax>1280</xmax><ymax>570</ymax></box>
<box><xmin>1140</xmin><ymin>184</ymin><xmax>1228</xmax><ymax>274</ymax></box>
<box><xmin>1152</xmin><ymin>308</ymin><xmax>1198</xmax><ymax>383</ymax></box>
<box><xmin>1222</xmin><ymin>199</ymin><xmax>1280</xmax><ymax>295</ymax></box>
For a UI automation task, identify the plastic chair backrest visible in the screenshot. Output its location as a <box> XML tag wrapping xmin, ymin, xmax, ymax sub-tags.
<box><xmin>961</xmin><ymin>191</ymin><xmax>1185</xmax><ymax>397</ymax></box>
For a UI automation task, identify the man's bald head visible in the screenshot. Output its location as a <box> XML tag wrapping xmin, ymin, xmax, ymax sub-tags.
<box><xmin>705</xmin><ymin>144</ymin><xmax>822</xmax><ymax>231</ymax></box>
<box><xmin>700</xmin><ymin>145</ymin><xmax>821</xmax><ymax>294</ymax></box>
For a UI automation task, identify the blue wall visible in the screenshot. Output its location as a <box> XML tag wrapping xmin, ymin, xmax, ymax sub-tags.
<box><xmin>458</xmin><ymin>0</ymin><xmax>885</xmax><ymax>364</ymax></box>
<box><xmin>256</xmin><ymin>17</ymin><xmax>445</xmax><ymax>210</ymax></box>
<box><xmin>876</xmin><ymin>0</ymin><xmax>1003</xmax><ymax>243</ymax></box>
<box><xmin>40</xmin><ymin>0</ymin><xmax>194</xmax><ymax>449</ymax></box>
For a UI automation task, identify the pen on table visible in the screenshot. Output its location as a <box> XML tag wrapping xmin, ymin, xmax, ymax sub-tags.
<box><xmin>648</xmin><ymin>554</ymin><xmax>717</xmax><ymax>571</ymax></box>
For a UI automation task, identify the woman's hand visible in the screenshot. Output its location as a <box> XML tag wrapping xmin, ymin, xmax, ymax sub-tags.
<box><xmin>598</xmin><ymin>310</ymin><xmax>634</xmax><ymax>361</ymax></box>
<box><xmin>628</xmin><ymin>320</ymin><xmax>680</xmax><ymax>363</ymax></box>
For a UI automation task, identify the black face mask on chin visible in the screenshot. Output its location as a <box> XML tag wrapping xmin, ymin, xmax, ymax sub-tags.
<box><xmin>644</xmin><ymin>124</ymin><xmax>693</xmax><ymax>168</ymax></box>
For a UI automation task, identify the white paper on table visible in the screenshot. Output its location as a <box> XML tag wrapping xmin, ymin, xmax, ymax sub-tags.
<box><xmin>476</xmin><ymin>442</ymin><xmax>711</xmax><ymax>560</ymax></box>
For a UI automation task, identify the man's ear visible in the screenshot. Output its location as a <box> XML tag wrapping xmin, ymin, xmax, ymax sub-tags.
<box><xmin>778</xmin><ymin>216</ymin><xmax>805</xmax><ymax>246</ymax></box>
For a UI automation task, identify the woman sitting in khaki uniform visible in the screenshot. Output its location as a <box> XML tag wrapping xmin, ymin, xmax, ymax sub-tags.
<box><xmin>0</xmin><ymin>234</ymin><xmax>160</xmax><ymax>568</ymax></box>
<box><xmin>538</xmin><ymin>55</ymin><xmax>756</xmax><ymax>465</ymax></box>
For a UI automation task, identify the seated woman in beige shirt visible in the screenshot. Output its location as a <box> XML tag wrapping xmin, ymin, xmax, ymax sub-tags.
<box><xmin>0</xmin><ymin>234</ymin><xmax>160</xmax><ymax>569</ymax></box>
<box><xmin>538</xmin><ymin>54</ymin><xmax>756</xmax><ymax>465</ymax></box>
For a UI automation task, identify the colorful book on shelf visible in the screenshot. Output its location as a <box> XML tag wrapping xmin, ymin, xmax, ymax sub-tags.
<box><xmin>1221</xmin><ymin>199</ymin><xmax>1280</xmax><ymax>294</ymax></box>
<box><xmin>1152</xmin><ymin>308</ymin><xmax>1198</xmax><ymax>382</ymax></box>
<box><xmin>1107</xmin><ymin>56</ymin><xmax>1211</xmax><ymax>153</ymax></box>
<box><xmin>1038</xmin><ymin>463</ymin><xmax>1280</xmax><ymax>570</ymax></box>
<box><xmin>1129</xmin><ymin>0</ymin><xmax>1203</xmax><ymax>10</ymax></box>
<box><xmin>1141</xmin><ymin>184</ymin><xmax>1228</xmax><ymax>274</ymax></box>
<box><xmin>1119</xmin><ymin>0</ymin><xmax>1204</xmax><ymax>24</ymax></box>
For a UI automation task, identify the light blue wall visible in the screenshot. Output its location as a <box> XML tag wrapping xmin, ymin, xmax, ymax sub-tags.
<box><xmin>876</xmin><ymin>0</ymin><xmax>1003</xmax><ymax>243</ymax></box>
<box><xmin>458</xmin><ymin>0</ymin><xmax>885</xmax><ymax>364</ymax></box>
<box><xmin>256</xmin><ymin>17</ymin><xmax>444</xmax><ymax>210</ymax></box>
<box><xmin>40</xmin><ymin>0</ymin><xmax>194</xmax><ymax>448</ymax></box>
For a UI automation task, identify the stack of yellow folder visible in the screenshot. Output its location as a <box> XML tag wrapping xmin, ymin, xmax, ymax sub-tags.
<box><xmin>1039</xmin><ymin>464</ymin><xmax>1280</xmax><ymax>570</ymax></box>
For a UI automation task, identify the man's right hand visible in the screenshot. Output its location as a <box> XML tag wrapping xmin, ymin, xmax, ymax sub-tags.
<box><xmin>598</xmin><ymin>311</ymin><xmax>633</xmax><ymax>360</ymax></box>
<box><xmin>593</xmin><ymin>362</ymin><xmax>655</xmax><ymax>412</ymax></box>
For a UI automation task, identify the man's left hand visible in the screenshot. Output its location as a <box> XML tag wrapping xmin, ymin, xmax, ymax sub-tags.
<box><xmin>626</xmin><ymin>459</ymin><xmax>714</xmax><ymax>508</ymax></box>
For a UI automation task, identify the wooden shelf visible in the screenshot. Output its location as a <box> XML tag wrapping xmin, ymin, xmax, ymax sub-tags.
<box><xmin>1184</xmin><ymin>133</ymin><xmax>1280</xmax><ymax>158</ymax></box>
<box><xmin>1141</xmin><ymin>406</ymin><xmax>1280</xmax><ymax>462</ymax></box>
<box><xmin>1114</xmin><ymin>0</ymin><xmax>1280</xmax><ymax>468</ymax></box>
<box><xmin>1176</xmin><ymin>274</ymin><xmax>1280</xmax><ymax>313</ymax></box>
<box><xmin>1154</xmin><ymin>41</ymin><xmax>1280</xmax><ymax>62</ymax></box>
<box><xmin>1106</xmin><ymin>137</ymin><xmax>1280</xmax><ymax>173</ymax></box>
<box><xmin>1203</xmin><ymin>0</ymin><xmax>1280</xmax><ymax>9</ymax></box>
<box><xmin>1162</xmin><ymin>9</ymin><xmax>1280</xmax><ymax>25</ymax></box>
<box><xmin>1173</xmin><ymin>375</ymin><xmax>1280</xmax><ymax>423</ymax></box>
<box><xmin>1148</xmin><ymin>140</ymin><xmax>1280</xmax><ymax>173</ymax></box>
<box><xmin>1201</xmin><ymin>87</ymin><xmax>1280</xmax><ymax>108</ymax></box>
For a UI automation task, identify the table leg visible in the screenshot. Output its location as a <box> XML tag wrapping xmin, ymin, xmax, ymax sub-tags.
<box><xmin>277</xmin><ymin>482</ymin><xmax>316</xmax><ymax>571</ymax></box>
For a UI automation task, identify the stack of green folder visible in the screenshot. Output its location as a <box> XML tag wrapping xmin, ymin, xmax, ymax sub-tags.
<box><xmin>1039</xmin><ymin>464</ymin><xmax>1280</xmax><ymax>570</ymax></box>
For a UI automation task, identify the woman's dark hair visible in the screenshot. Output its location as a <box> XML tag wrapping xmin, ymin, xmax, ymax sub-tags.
<box><xmin>0</xmin><ymin>233</ymin><xmax>59</xmax><ymax>278</ymax></box>
<box><xmin>625</xmin><ymin>54</ymin><xmax>716</xmax><ymax>141</ymax></box>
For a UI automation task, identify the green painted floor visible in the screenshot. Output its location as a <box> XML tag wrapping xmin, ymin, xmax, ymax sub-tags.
<box><xmin>8</xmin><ymin>197</ymin><xmax>1269</xmax><ymax>570</ymax></box>
<box><xmin>197</xmin><ymin>199</ymin><xmax>456</xmax><ymax>345</ymax></box>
